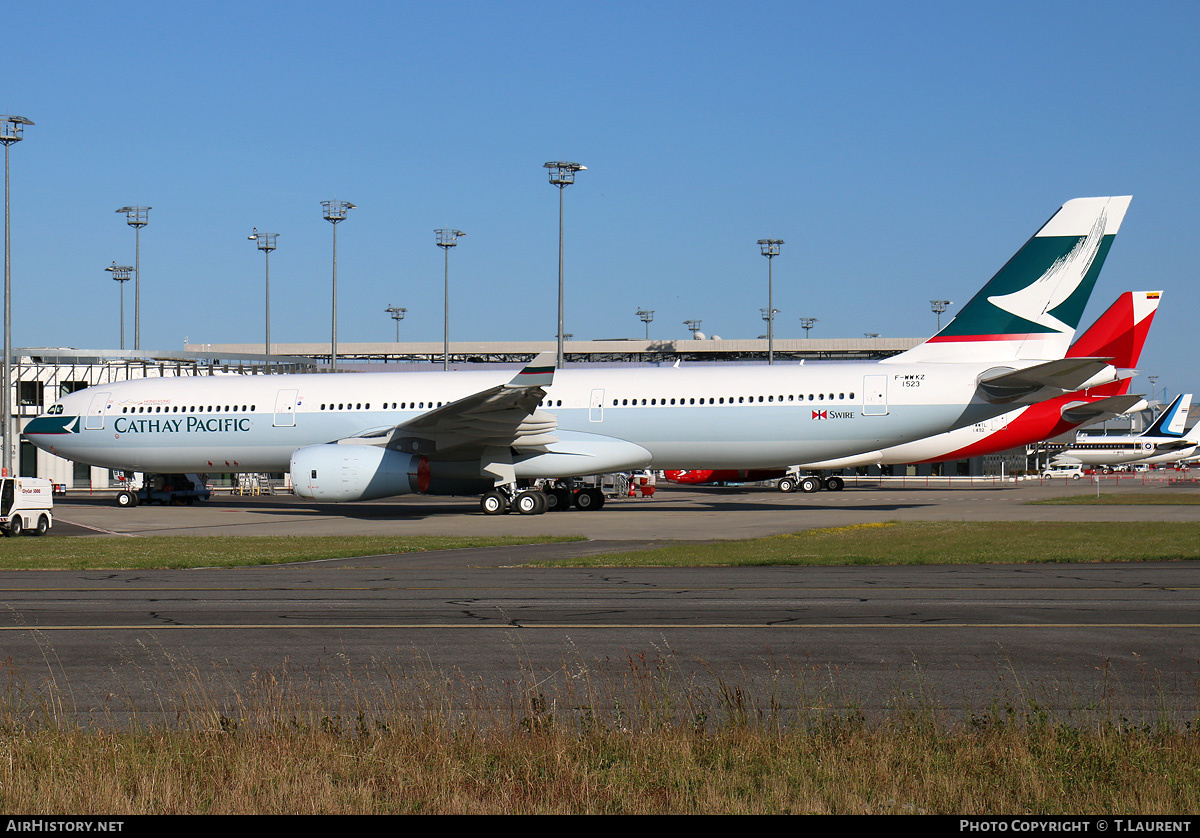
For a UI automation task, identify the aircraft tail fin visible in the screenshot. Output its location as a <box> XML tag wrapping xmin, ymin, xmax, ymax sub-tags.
<box><xmin>1141</xmin><ymin>393</ymin><xmax>1192</xmax><ymax>438</ymax></box>
<box><xmin>885</xmin><ymin>196</ymin><xmax>1131</xmax><ymax>364</ymax></box>
<box><xmin>1066</xmin><ymin>290</ymin><xmax>1160</xmax><ymax>368</ymax></box>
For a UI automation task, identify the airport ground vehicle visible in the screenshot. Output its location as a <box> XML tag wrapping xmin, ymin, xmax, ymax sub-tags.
<box><xmin>1041</xmin><ymin>463</ymin><xmax>1085</xmax><ymax>479</ymax></box>
<box><xmin>114</xmin><ymin>473</ymin><xmax>211</xmax><ymax>507</ymax></box>
<box><xmin>0</xmin><ymin>477</ymin><xmax>54</xmax><ymax>535</ymax></box>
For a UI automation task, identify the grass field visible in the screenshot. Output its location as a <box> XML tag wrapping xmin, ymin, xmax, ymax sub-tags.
<box><xmin>530</xmin><ymin>520</ymin><xmax>1200</xmax><ymax>567</ymax></box>
<box><xmin>2</xmin><ymin>652</ymin><xmax>1197</xmax><ymax>814</ymax></box>
<box><xmin>1032</xmin><ymin>492</ymin><xmax>1200</xmax><ymax>505</ymax></box>
<box><xmin>0</xmin><ymin>534</ymin><xmax>583</xmax><ymax>570</ymax></box>
<box><xmin>3</xmin><ymin>521</ymin><xmax>1199</xmax><ymax>570</ymax></box>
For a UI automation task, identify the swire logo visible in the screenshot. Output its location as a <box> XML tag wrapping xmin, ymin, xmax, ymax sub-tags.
<box><xmin>812</xmin><ymin>410</ymin><xmax>854</xmax><ymax>420</ymax></box>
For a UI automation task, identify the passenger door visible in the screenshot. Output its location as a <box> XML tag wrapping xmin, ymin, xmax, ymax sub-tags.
<box><xmin>273</xmin><ymin>389</ymin><xmax>299</xmax><ymax>427</ymax></box>
<box><xmin>862</xmin><ymin>376</ymin><xmax>888</xmax><ymax>416</ymax></box>
<box><xmin>84</xmin><ymin>392</ymin><xmax>112</xmax><ymax>430</ymax></box>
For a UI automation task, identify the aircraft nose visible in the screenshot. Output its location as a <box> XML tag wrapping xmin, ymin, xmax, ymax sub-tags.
<box><xmin>23</xmin><ymin>403</ymin><xmax>80</xmax><ymax>439</ymax></box>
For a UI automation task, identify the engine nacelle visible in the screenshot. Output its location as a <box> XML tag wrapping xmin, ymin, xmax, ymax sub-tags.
<box><xmin>291</xmin><ymin>444</ymin><xmax>425</xmax><ymax>502</ymax></box>
<box><xmin>290</xmin><ymin>444</ymin><xmax>497</xmax><ymax>502</ymax></box>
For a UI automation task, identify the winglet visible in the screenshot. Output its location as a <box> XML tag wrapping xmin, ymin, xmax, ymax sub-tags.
<box><xmin>506</xmin><ymin>351</ymin><xmax>556</xmax><ymax>389</ymax></box>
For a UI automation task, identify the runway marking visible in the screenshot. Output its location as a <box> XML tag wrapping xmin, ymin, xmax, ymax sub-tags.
<box><xmin>3</xmin><ymin>623</ymin><xmax>1198</xmax><ymax>631</ymax></box>
<box><xmin>1</xmin><ymin>585</ymin><xmax>1197</xmax><ymax>593</ymax></box>
<box><xmin>54</xmin><ymin>518</ymin><xmax>140</xmax><ymax>537</ymax></box>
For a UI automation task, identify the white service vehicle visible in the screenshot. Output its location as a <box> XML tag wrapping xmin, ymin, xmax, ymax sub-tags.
<box><xmin>0</xmin><ymin>477</ymin><xmax>54</xmax><ymax>536</ymax></box>
<box><xmin>1041</xmin><ymin>463</ymin><xmax>1086</xmax><ymax>479</ymax></box>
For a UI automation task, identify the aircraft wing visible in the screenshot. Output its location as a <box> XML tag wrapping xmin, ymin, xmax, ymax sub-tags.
<box><xmin>1059</xmin><ymin>394</ymin><xmax>1146</xmax><ymax>426</ymax></box>
<box><xmin>381</xmin><ymin>352</ymin><xmax>559</xmax><ymax>459</ymax></box>
<box><xmin>978</xmin><ymin>357</ymin><xmax>1116</xmax><ymax>402</ymax></box>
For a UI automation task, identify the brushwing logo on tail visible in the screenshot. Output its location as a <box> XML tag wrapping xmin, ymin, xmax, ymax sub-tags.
<box><xmin>986</xmin><ymin>209</ymin><xmax>1107</xmax><ymax>335</ymax></box>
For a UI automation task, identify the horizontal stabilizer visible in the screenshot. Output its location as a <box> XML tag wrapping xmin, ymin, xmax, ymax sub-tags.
<box><xmin>978</xmin><ymin>357</ymin><xmax>1116</xmax><ymax>402</ymax></box>
<box><xmin>1060</xmin><ymin>394</ymin><xmax>1146</xmax><ymax>425</ymax></box>
<box><xmin>1154</xmin><ymin>437</ymin><xmax>1199</xmax><ymax>453</ymax></box>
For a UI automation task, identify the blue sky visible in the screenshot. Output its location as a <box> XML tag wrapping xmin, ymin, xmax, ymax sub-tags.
<box><xmin>4</xmin><ymin>1</ymin><xmax>1197</xmax><ymax>401</ymax></box>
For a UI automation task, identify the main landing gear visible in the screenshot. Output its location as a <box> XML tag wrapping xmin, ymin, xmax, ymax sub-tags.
<box><xmin>479</xmin><ymin>484</ymin><xmax>606</xmax><ymax>515</ymax></box>
<box><xmin>776</xmin><ymin>474</ymin><xmax>844</xmax><ymax>494</ymax></box>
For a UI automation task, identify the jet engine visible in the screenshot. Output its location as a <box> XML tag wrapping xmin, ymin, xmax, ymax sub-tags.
<box><xmin>290</xmin><ymin>444</ymin><xmax>491</xmax><ymax>502</ymax></box>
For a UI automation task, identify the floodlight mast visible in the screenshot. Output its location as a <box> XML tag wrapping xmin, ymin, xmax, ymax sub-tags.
<box><xmin>435</xmin><ymin>229</ymin><xmax>464</xmax><ymax>370</ymax></box>
<box><xmin>385</xmin><ymin>305</ymin><xmax>407</xmax><ymax>344</ymax></box>
<box><xmin>248</xmin><ymin>229</ymin><xmax>279</xmax><ymax>358</ymax></box>
<box><xmin>684</xmin><ymin>319</ymin><xmax>702</xmax><ymax>339</ymax></box>
<box><xmin>931</xmin><ymin>299</ymin><xmax>953</xmax><ymax>331</ymax></box>
<box><xmin>2</xmin><ymin>115</ymin><xmax>33</xmax><ymax>477</ymax></box>
<box><xmin>322</xmin><ymin>201</ymin><xmax>355</xmax><ymax>372</ymax></box>
<box><xmin>545</xmin><ymin>161</ymin><xmax>585</xmax><ymax>367</ymax></box>
<box><xmin>637</xmin><ymin>309</ymin><xmax>654</xmax><ymax>340</ymax></box>
<box><xmin>800</xmin><ymin>316</ymin><xmax>818</xmax><ymax>338</ymax></box>
<box><xmin>105</xmin><ymin>262</ymin><xmax>134</xmax><ymax>350</ymax></box>
<box><xmin>115</xmin><ymin>206</ymin><xmax>150</xmax><ymax>351</ymax></box>
<box><xmin>758</xmin><ymin>239</ymin><xmax>783</xmax><ymax>364</ymax></box>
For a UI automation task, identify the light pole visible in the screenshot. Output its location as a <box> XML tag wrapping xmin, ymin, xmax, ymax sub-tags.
<box><xmin>116</xmin><ymin>206</ymin><xmax>150</xmax><ymax>351</ymax></box>
<box><xmin>435</xmin><ymin>228</ymin><xmax>464</xmax><ymax>370</ymax></box>
<box><xmin>247</xmin><ymin>229</ymin><xmax>278</xmax><ymax>358</ymax></box>
<box><xmin>800</xmin><ymin>317</ymin><xmax>818</xmax><ymax>338</ymax></box>
<box><xmin>758</xmin><ymin>239</ymin><xmax>784</xmax><ymax>364</ymax></box>
<box><xmin>684</xmin><ymin>319</ymin><xmax>702</xmax><ymax>339</ymax></box>
<box><xmin>545</xmin><ymin>161</ymin><xmax>585</xmax><ymax>368</ymax></box>
<box><xmin>1148</xmin><ymin>375</ymin><xmax>1159</xmax><ymax>404</ymax></box>
<box><xmin>385</xmin><ymin>305</ymin><xmax>407</xmax><ymax>343</ymax></box>
<box><xmin>322</xmin><ymin>200</ymin><xmax>355</xmax><ymax>372</ymax></box>
<box><xmin>637</xmin><ymin>309</ymin><xmax>654</xmax><ymax>340</ymax></box>
<box><xmin>761</xmin><ymin>308</ymin><xmax>780</xmax><ymax>350</ymax></box>
<box><xmin>2</xmin><ymin>115</ymin><xmax>32</xmax><ymax>478</ymax></box>
<box><xmin>105</xmin><ymin>263</ymin><xmax>134</xmax><ymax>350</ymax></box>
<box><xmin>931</xmin><ymin>299</ymin><xmax>953</xmax><ymax>332</ymax></box>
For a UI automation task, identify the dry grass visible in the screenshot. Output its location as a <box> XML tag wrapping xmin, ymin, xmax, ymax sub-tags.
<box><xmin>1</xmin><ymin>653</ymin><xmax>1197</xmax><ymax>814</ymax></box>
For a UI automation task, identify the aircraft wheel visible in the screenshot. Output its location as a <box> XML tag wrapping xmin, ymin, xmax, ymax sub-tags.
<box><xmin>799</xmin><ymin>476</ymin><xmax>822</xmax><ymax>494</ymax></box>
<box><xmin>514</xmin><ymin>490</ymin><xmax>548</xmax><ymax>515</ymax></box>
<box><xmin>7</xmin><ymin>516</ymin><xmax>22</xmax><ymax>537</ymax></box>
<box><xmin>480</xmin><ymin>491</ymin><xmax>510</xmax><ymax>515</ymax></box>
<box><xmin>547</xmin><ymin>488</ymin><xmax>572</xmax><ymax>511</ymax></box>
<box><xmin>115</xmin><ymin>491</ymin><xmax>137</xmax><ymax>508</ymax></box>
<box><xmin>34</xmin><ymin>515</ymin><xmax>49</xmax><ymax>536</ymax></box>
<box><xmin>777</xmin><ymin>476</ymin><xmax>797</xmax><ymax>493</ymax></box>
<box><xmin>574</xmin><ymin>488</ymin><xmax>605</xmax><ymax>510</ymax></box>
<box><xmin>824</xmin><ymin>476</ymin><xmax>845</xmax><ymax>492</ymax></box>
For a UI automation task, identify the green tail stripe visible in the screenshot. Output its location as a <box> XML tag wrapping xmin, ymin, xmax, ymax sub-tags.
<box><xmin>938</xmin><ymin>234</ymin><xmax>1115</xmax><ymax>338</ymax></box>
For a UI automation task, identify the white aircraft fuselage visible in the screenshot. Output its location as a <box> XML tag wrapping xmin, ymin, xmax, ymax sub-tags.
<box><xmin>33</xmin><ymin>360</ymin><xmax>1010</xmax><ymax>476</ymax></box>
<box><xmin>24</xmin><ymin>195</ymin><xmax>1134</xmax><ymax>511</ymax></box>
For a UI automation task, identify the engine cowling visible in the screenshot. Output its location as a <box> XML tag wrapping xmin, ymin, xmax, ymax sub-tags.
<box><xmin>290</xmin><ymin>444</ymin><xmax>498</xmax><ymax>502</ymax></box>
<box><xmin>290</xmin><ymin>444</ymin><xmax>426</xmax><ymax>502</ymax></box>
